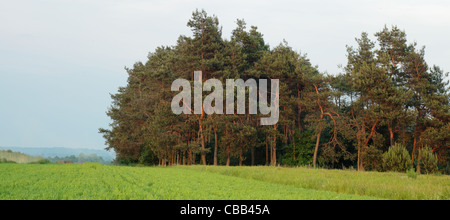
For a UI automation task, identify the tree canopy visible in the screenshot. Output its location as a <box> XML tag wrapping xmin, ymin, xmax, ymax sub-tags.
<box><xmin>100</xmin><ymin>10</ymin><xmax>449</xmax><ymax>173</ymax></box>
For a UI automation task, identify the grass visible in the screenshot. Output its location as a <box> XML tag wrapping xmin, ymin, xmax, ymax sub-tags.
<box><xmin>1</xmin><ymin>164</ymin><xmax>448</xmax><ymax>200</ymax></box>
<box><xmin>180</xmin><ymin>166</ymin><xmax>450</xmax><ymax>200</ymax></box>
<box><xmin>0</xmin><ymin>163</ymin><xmax>377</xmax><ymax>200</ymax></box>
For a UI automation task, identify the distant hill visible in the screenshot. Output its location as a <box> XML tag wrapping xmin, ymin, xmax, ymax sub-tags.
<box><xmin>0</xmin><ymin>149</ymin><xmax>44</xmax><ymax>164</ymax></box>
<box><xmin>0</xmin><ymin>147</ymin><xmax>115</xmax><ymax>162</ymax></box>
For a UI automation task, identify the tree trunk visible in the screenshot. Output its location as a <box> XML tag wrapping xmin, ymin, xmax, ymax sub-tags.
<box><xmin>214</xmin><ymin>127</ymin><xmax>218</xmax><ymax>166</ymax></box>
<box><xmin>271</xmin><ymin>134</ymin><xmax>277</xmax><ymax>166</ymax></box>
<box><xmin>271</xmin><ymin>125</ymin><xmax>278</xmax><ymax>166</ymax></box>
<box><xmin>412</xmin><ymin>122</ymin><xmax>419</xmax><ymax>164</ymax></box>
<box><xmin>270</xmin><ymin>136</ymin><xmax>273</xmax><ymax>166</ymax></box>
<box><xmin>357</xmin><ymin>145</ymin><xmax>361</xmax><ymax>171</ymax></box>
<box><xmin>313</xmin><ymin>123</ymin><xmax>323</xmax><ymax>168</ymax></box>
<box><xmin>417</xmin><ymin>148</ymin><xmax>421</xmax><ymax>174</ymax></box>
<box><xmin>226</xmin><ymin>145</ymin><xmax>231</xmax><ymax>166</ymax></box>
<box><xmin>199</xmin><ymin>120</ymin><xmax>206</xmax><ymax>165</ymax></box>
<box><xmin>388</xmin><ymin>124</ymin><xmax>394</xmax><ymax>147</ymax></box>
<box><xmin>265</xmin><ymin>133</ymin><xmax>269</xmax><ymax>166</ymax></box>
<box><xmin>239</xmin><ymin>139</ymin><xmax>243</xmax><ymax>166</ymax></box>
<box><xmin>251</xmin><ymin>146</ymin><xmax>255</xmax><ymax>166</ymax></box>
<box><xmin>291</xmin><ymin>129</ymin><xmax>296</xmax><ymax>161</ymax></box>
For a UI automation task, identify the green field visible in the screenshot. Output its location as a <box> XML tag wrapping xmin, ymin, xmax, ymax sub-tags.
<box><xmin>182</xmin><ymin>166</ymin><xmax>450</xmax><ymax>200</ymax></box>
<box><xmin>0</xmin><ymin>164</ymin><xmax>448</xmax><ymax>200</ymax></box>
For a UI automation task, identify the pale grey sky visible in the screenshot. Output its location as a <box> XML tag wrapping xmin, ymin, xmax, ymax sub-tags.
<box><xmin>0</xmin><ymin>0</ymin><xmax>449</xmax><ymax>150</ymax></box>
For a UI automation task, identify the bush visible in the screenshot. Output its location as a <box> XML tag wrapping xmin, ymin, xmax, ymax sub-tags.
<box><xmin>28</xmin><ymin>159</ymin><xmax>51</xmax><ymax>164</ymax></box>
<box><xmin>138</xmin><ymin>148</ymin><xmax>158</xmax><ymax>166</ymax></box>
<box><xmin>417</xmin><ymin>147</ymin><xmax>439</xmax><ymax>175</ymax></box>
<box><xmin>38</xmin><ymin>159</ymin><xmax>51</xmax><ymax>164</ymax></box>
<box><xmin>383</xmin><ymin>143</ymin><xmax>413</xmax><ymax>173</ymax></box>
<box><xmin>407</xmin><ymin>168</ymin><xmax>418</xmax><ymax>179</ymax></box>
<box><xmin>362</xmin><ymin>145</ymin><xmax>384</xmax><ymax>172</ymax></box>
<box><xmin>84</xmin><ymin>162</ymin><xmax>102</xmax><ymax>169</ymax></box>
<box><xmin>281</xmin><ymin>130</ymin><xmax>315</xmax><ymax>167</ymax></box>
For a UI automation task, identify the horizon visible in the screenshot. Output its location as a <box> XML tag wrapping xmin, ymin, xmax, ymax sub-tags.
<box><xmin>0</xmin><ymin>145</ymin><xmax>112</xmax><ymax>151</ymax></box>
<box><xmin>0</xmin><ymin>146</ymin><xmax>115</xmax><ymax>160</ymax></box>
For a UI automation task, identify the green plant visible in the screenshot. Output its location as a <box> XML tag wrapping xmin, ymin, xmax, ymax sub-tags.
<box><xmin>362</xmin><ymin>145</ymin><xmax>384</xmax><ymax>172</ymax></box>
<box><xmin>138</xmin><ymin>147</ymin><xmax>158</xmax><ymax>166</ymax></box>
<box><xmin>416</xmin><ymin>147</ymin><xmax>439</xmax><ymax>175</ymax></box>
<box><xmin>33</xmin><ymin>159</ymin><xmax>51</xmax><ymax>164</ymax></box>
<box><xmin>182</xmin><ymin>165</ymin><xmax>450</xmax><ymax>200</ymax></box>
<box><xmin>84</xmin><ymin>162</ymin><xmax>102</xmax><ymax>169</ymax></box>
<box><xmin>0</xmin><ymin>164</ymin><xmax>377</xmax><ymax>200</ymax></box>
<box><xmin>383</xmin><ymin>143</ymin><xmax>413</xmax><ymax>173</ymax></box>
<box><xmin>281</xmin><ymin>130</ymin><xmax>315</xmax><ymax>167</ymax></box>
<box><xmin>407</xmin><ymin>168</ymin><xmax>417</xmax><ymax>179</ymax></box>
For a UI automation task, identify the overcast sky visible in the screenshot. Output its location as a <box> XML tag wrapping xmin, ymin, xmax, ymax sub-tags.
<box><xmin>0</xmin><ymin>0</ymin><xmax>449</xmax><ymax>150</ymax></box>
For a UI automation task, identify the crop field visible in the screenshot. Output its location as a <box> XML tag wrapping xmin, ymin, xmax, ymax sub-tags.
<box><xmin>182</xmin><ymin>166</ymin><xmax>450</xmax><ymax>200</ymax></box>
<box><xmin>0</xmin><ymin>163</ymin><xmax>448</xmax><ymax>200</ymax></box>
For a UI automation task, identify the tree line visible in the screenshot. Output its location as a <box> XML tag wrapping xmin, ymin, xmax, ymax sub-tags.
<box><xmin>100</xmin><ymin>10</ymin><xmax>449</xmax><ymax>172</ymax></box>
<box><xmin>47</xmin><ymin>153</ymin><xmax>111</xmax><ymax>164</ymax></box>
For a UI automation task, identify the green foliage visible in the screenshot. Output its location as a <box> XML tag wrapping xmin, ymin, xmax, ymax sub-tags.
<box><xmin>138</xmin><ymin>147</ymin><xmax>158</xmax><ymax>166</ymax></box>
<box><xmin>99</xmin><ymin>10</ymin><xmax>450</xmax><ymax>169</ymax></box>
<box><xmin>318</xmin><ymin>145</ymin><xmax>351</xmax><ymax>169</ymax></box>
<box><xmin>281</xmin><ymin>130</ymin><xmax>315</xmax><ymax>166</ymax></box>
<box><xmin>407</xmin><ymin>168</ymin><xmax>418</xmax><ymax>179</ymax></box>
<box><xmin>362</xmin><ymin>145</ymin><xmax>384</xmax><ymax>172</ymax></box>
<box><xmin>0</xmin><ymin>164</ymin><xmax>377</xmax><ymax>200</ymax></box>
<box><xmin>29</xmin><ymin>159</ymin><xmax>51</xmax><ymax>165</ymax></box>
<box><xmin>39</xmin><ymin>159</ymin><xmax>51</xmax><ymax>164</ymax></box>
<box><xmin>47</xmin><ymin>153</ymin><xmax>110</xmax><ymax>164</ymax></box>
<box><xmin>83</xmin><ymin>162</ymin><xmax>102</xmax><ymax>169</ymax></box>
<box><xmin>185</xmin><ymin>166</ymin><xmax>449</xmax><ymax>200</ymax></box>
<box><xmin>417</xmin><ymin>147</ymin><xmax>439</xmax><ymax>174</ymax></box>
<box><xmin>383</xmin><ymin>144</ymin><xmax>413</xmax><ymax>173</ymax></box>
<box><xmin>1</xmin><ymin>164</ymin><xmax>449</xmax><ymax>200</ymax></box>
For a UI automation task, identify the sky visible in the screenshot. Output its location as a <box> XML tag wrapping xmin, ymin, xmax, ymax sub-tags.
<box><xmin>0</xmin><ymin>0</ymin><xmax>449</xmax><ymax>150</ymax></box>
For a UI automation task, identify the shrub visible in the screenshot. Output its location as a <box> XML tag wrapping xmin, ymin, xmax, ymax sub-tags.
<box><xmin>281</xmin><ymin>130</ymin><xmax>315</xmax><ymax>167</ymax></box>
<box><xmin>383</xmin><ymin>143</ymin><xmax>413</xmax><ymax>173</ymax></box>
<box><xmin>407</xmin><ymin>168</ymin><xmax>418</xmax><ymax>179</ymax></box>
<box><xmin>362</xmin><ymin>145</ymin><xmax>384</xmax><ymax>172</ymax></box>
<box><xmin>417</xmin><ymin>147</ymin><xmax>439</xmax><ymax>174</ymax></box>
<box><xmin>84</xmin><ymin>162</ymin><xmax>102</xmax><ymax>169</ymax></box>
<box><xmin>38</xmin><ymin>159</ymin><xmax>51</xmax><ymax>164</ymax></box>
<box><xmin>138</xmin><ymin>148</ymin><xmax>158</xmax><ymax>166</ymax></box>
<box><xmin>28</xmin><ymin>159</ymin><xmax>51</xmax><ymax>164</ymax></box>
